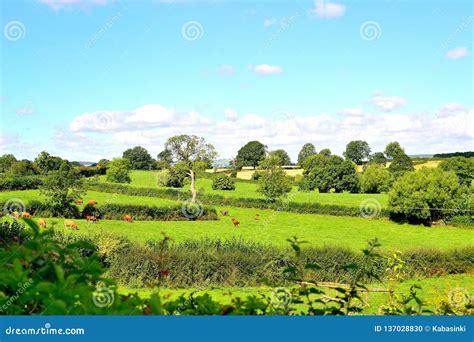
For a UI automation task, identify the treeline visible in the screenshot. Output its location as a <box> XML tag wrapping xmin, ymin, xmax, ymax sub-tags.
<box><xmin>433</xmin><ymin>151</ymin><xmax>474</xmax><ymax>158</ymax></box>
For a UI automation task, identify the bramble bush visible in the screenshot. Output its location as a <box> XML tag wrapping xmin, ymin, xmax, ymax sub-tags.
<box><xmin>212</xmin><ymin>174</ymin><xmax>235</xmax><ymax>190</ymax></box>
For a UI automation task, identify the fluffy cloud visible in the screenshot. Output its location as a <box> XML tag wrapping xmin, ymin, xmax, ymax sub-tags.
<box><xmin>252</xmin><ymin>64</ymin><xmax>283</xmax><ymax>75</ymax></box>
<box><xmin>217</xmin><ymin>65</ymin><xmax>235</xmax><ymax>77</ymax></box>
<box><xmin>264</xmin><ymin>18</ymin><xmax>277</xmax><ymax>27</ymax></box>
<box><xmin>64</xmin><ymin>103</ymin><xmax>473</xmax><ymax>160</ymax></box>
<box><xmin>446</xmin><ymin>47</ymin><xmax>469</xmax><ymax>60</ymax></box>
<box><xmin>371</xmin><ymin>95</ymin><xmax>407</xmax><ymax>112</ymax></box>
<box><xmin>38</xmin><ymin>0</ymin><xmax>111</xmax><ymax>11</ymax></box>
<box><xmin>309</xmin><ymin>0</ymin><xmax>346</xmax><ymax>19</ymax></box>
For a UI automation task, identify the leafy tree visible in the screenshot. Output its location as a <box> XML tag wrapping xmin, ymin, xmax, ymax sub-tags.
<box><xmin>300</xmin><ymin>154</ymin><xmax>359</xmax><ymax>193</ymax></box>
<box><xmin>297</xmin><ymin>143</ymin><xmax>316</xmax><ymax>165</ymax></box>
<box><xmin>165</xmin><ymin>135</ymin><xmax>217</xmax><ymax>202</ymax></box>
<box><xmin>385</xmin><ymin>141</ymin><xmax>405</xmax><ymax>159</ymax></box>
<box><xmin>318</xmin><ymin>148</ymin><xmax>332</xmax><ymax>157</ymax></box>
<box><xmin>212</xmin><ymin>174</ymin><xmax>235</xmax><ymax>190</ymax></box>
<box><xmin>268</xmin><ymin>149</ymin><xmax>291</xmax><ymax>166</ymax></box>
<box><xmin>34</xmin><ymin>151</ymin><xmax>63</xmax><ymax>174</ymax></box>
<box><xmin>343</xmin><ymin>140</ymin><xmax>371</xmax><ymax>165</ymax></box>
<box><xmin>0</xmin><ymin>154</ymin><xmax>17</xmax><ymax>173</ymax></box>
<box><xmin>388</xmin><ymin>168</ymin><xmax>468</xmax><ymax>225</ymax></box>
<box><xmin>106</xmin><ymin>158</ymin><xmax>131</xmax><ymax>183</ymax></box>
<box><xmin>257</xmin><ymin>155</ymin><xmax>291</xmax><ymax>201</ymax></box>
<box><xmin>10</xmin><ymin>159</ymin><xmax>37</xmax><ymax>175</ymax></box>
<box><xmin>156</xmin><ymin>149</ymin><xmax>173</xmax><ymax>170</ymax></box>
<box><xmin>235</xmin><ymin>141</ymin><xmax>267</xmax><ymax>169</ymax></box>
<box><xmin>40</xmin><ymin>160</ymin><xmax>83</xmax><ymax>217</ymax></box>
<box><xmin>122</xmin><ymin>146</ymin><xmax>154</xmax><ymax>170</ymax></box>
<box><xmin>439</xmin><ymin>157</ymin><xmax>474</xmax><ymax>186</ymax></box>
<box><xmin>97</xmin><ymin>159</ymin><xmax>110</xmax><ymax>168</ymax></box>
<box><xmin>368</xmin><ymin>152</ymin><xmax>387</xmax><ymax>166</ymax></box>
<box><xmin>360</xmin><ymin>165</ymin><xmax>392</xmax><ymax>193</ymax></box>
<box><xmin>166</xmin><ymin>161</ymin><xmax>190</xmax><ymax>188</ymax></box>
<box><xmin>388</xmin><ymin>154</ymin><xmax>414</xmax><ymax>174</ymax></box>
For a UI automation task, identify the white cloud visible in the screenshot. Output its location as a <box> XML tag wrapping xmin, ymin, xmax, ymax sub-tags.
<box><xmin>62</xmin><ymin>103</ymin><xmax>473</xmax><ymax>161</ymax></box>
<box><xmin>309</xmin><ymin>0</ymin><xmax>346</xmax><ymax>19</ymax></box>
<box><xmin>371</xmin><ymin>95</ymin><xmax>407</xmax><ymax>112</ymax></box>
<box><xmin>446</xmin><ymin>47</ymin><xmax>469</xmax><ymax>60</ymax></box>
<box><xmin>16</xmin><ymin>107</ymin><xmax>34</xmax><ymax>116</ymax></box>
<box><xmin>38</xmin><ymin>0</ymin><xmax>111</xmax><ymax>11</ymax></box>
<box><xmin>217</xmin><ymin>65</ymin><xmax>235</xmax><ymax>77</ymax></box>
<box><xmin>264</xmin><ymin>18</ymin><xmax>277</xmax><ymax>27</ymax></box>
<box><xmin>252</xmin><ymin>64</ymin><xmax>283</xmax><ymax>75</ymax></box>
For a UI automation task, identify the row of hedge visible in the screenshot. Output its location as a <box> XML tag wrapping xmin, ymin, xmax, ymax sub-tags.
<box><xmin>0</xmin><ymin>175</ymin><xmax>44</xmax><ymax>191</ymax></box>
<box><xmin>84</xmin><ymin>181</ymin><xmax>390</xmax><ymax>218</ymax></box>
<box><xmin>54</xmin><ymin>232</ymin><xmax>474</xmax><ymax>288</ymax></box>
<box><xmin>0</xmin><ymin>200</ymin><xmax>218</xmax><ymax>221</ymax></box>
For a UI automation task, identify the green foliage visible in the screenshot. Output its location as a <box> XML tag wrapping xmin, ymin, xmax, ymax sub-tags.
<box><xmin>433</xmin><ymin>151</ymin><xmax>474</xmax><ymax>158</ymax></box>
<box><xmin>106</xmin><ymin>158</ymin><xmax>132</xmax><ymax>184</ymax></box>
<box><xmin>388</xmin><ymin>154</ymin><xmax>415</xmax><ymax>174</ymax></box>
<box><xmin>212</xmin><ymin>174</ymin><xmax>235</xmax><ymax>190</ymax></box>
<box><xmin>235</xmin><ymin>141</ymin><xmax>267</xmax><ymax>168</ymax></box>
<box><xmin>268</xmin><ymin>149</ymin><xmax>291</xmax><ymax>166</ymax></box>
<box><xmin>368</xmin><ymin>152</ymin><xmax>387</xmax><ymax>166</ymax></box>
<box><xmin>251</xmin><ymin>171</ymin><xmax>262</xmax><ymax>181</ymax></box>
<box><xmin>0</xmin><ymin>154</ymin><xmax>17</xmax><ymax>173</ymax></box>
<box><xmin>10</xmin><ymin>159</ymin><xmax>38</xmax><ymax>176</ymax></box>
<box><xmin>34</xmin><ymin>151</ymin><xmax>64</xmax><ymax>174</ymax></box>
<box><xmin>344</xmin><ymin>140</ymin><xmax>371</xmax><ymax>165</ymax></box>
<box><xmin>257</xmin><ymin>158</ymin><xmax>292</xmax><ymax>201</ymax></box>
<box><xmin>166</xmin><ymin>161</ymin><xmax>189</xmax><ymax>188</ymax></box>
<box><xmin>388</xmin><ymin>168</ymin><xmax>468</xmax><ymax>224</ymax></box>
<box><xmin>83</xmin><ymin>203</ymin><xmax>218</xmax><ymax>221</ymax></box>
<box><xmin>156</xmin><ymin>169</ymin><xmax>171</xmax><ymax>187</ymax></box>
<box><xmin>0</xmin><ymin>175</ymin><xmax>44</xmax><ymax>191</ymax></box>
<box><xmin>40</xmin><ymin>161</ymin><xmax>83</xmax><ymax>217</ymax></box>
<box><xmin>297</xmin><ymin>143</ymin><xmax>317</xmax><ymax>165</ymax></box>
<box><xmin>439</xmin><ymin>157</ymin><xmax>474</xmax><ymax>186</ymax></box>
<box><xmin>165</xmin><ymin>135</ymin><xmax>217</xmax><ymax>166</ymax></box>
<box><xmin>122</xmin><ymin>146</ymin><xmax>154</xmax><ymax>170</ymax></box>
<box><xmin>360</xmin><ymin>165</ymin><xmax>392</xmax><ymax>193</ymax></box>
<box><xmin>385</xmin><ymin>141</ymin><xmax>405</xmax><ymax>159</ymax></box>
<box><xmin>301</xmin><ymin>154</ymin><xmax>360</xmax><ymax>193</ymax></box>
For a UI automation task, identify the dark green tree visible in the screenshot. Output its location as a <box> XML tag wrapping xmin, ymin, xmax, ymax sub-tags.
<box><xmin>0</xmin><ymin>154</ymin><xmax>17</xmax><ymax>173</ymax></box>
<box><xmin>385</xmin><ymin>142</ymin><xmax>405</xmax><ymax>159</ymax></box>
<box><xmin>297</xmin><ymin>143</ymin><xmax>316</xmax><ymax>165</ymax></box>
<box><xmin>360</xmin><ymin>165</ymin><xmax>392</xmax><ymax>193</ymax></box>
<box><xmin>343</xmin><ymin>140</ymin><xmax>371</xmax><ymax>165</ymax></box>
<box><xmin>122</xmin><ymin>146</ymin><xmax>154</xmax><ymax>170</ymax></box>
<box><xmin>257</xmin><ymin>154</ymin><xmax>292</xmax><ymax>201</ymax></box>
<box><xmin>368</xmin><ymin>152</ymin><xmax>387</xmax><ymax>166</ymax></box>
<box><xmin>235</xmin><ymin>141</ymin><xmax>267</xmax><ymax>169</ymax></box>
<box><xmin>388</xmin><ymin>154</ymin><xmax>414</xmax><ymax>174</ymax></box>
<box><xmin>10</xmin><ymin>160</ymin><xmax>37</xmax><ymax>175</ymax></box>
<box><xmin>268</xmin><ymin>149</ymin><xmax>291</xmax><ymax>166</ymax></box>
<box><xmin>34</xmin><ymin>151</ymin><xmax>63</xmax><ymax>174</ymax></box>
<box><xmin>439</xmin><ymin>157</ymin><xmax>474</xmax><ymax>186</ymax></box>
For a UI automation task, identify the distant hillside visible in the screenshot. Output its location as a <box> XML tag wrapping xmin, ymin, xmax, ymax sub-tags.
<box><xmin>433</xmin><ymin>152</ymin><xmax>474</xmax><ymax>158</ymax></box>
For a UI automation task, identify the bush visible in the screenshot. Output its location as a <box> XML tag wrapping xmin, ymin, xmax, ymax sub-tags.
<box><xmin>106</xmin><ymin>158</ymin><xmax>131</xmax><ymax>183</ymax></box>
<box><xmin>229</xmin><ymin>170</ymin><xmax>237</xmax><ymax>178</ymax></box>
<box><xmin>212</xmin><ymin>174</ymin><xmax>235</xmax><ymax>190</ymax></box>
<box><xmin>439</xmin><ymin>157</ymin><xmax>474</xmax><ymax>186</ymax></box>
<box><xmin>388</xmin><ymin>168</ymin><xmax>469</xmax><ymax>225</ymax></box>
<box><xmin>156</xmin><ymin>169</ymin><xmax>171</xmax><ymax>187</ymax></box>
<box><xmin>82</xmin><ymin>203</ymin><xmax>218</xmax><ymax>221</ymax></box>
<box><xmin>258</xmin><ymin>169</ymin><xmax>292</xmax><ymax>201</ymax></box>
<box><xmin>0</xmin><ymin>175</ymin><xmax>44</xmax><ymax>191</ymax></box>
<box><xmin>360</xmin><ymin>165</ymin><xmax>392</xmax><ymax>193</ymax></box>
<box><xmin>251</xmin><ymin>171</ymin><xmax>261</xmax><ymax>181</ymax></box>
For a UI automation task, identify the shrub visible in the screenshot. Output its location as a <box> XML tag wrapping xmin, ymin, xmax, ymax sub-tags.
<box><xmin>106</xmin><ymin>158</ymin><xmax>132</xmax><ymax>183</ymax></box>
<box><xmin>0</xmin><ymin>175</ymin><xmax>43</xmax><ymax>191</ymax></box>
<box><xmin>439</xmin><ymin>157</ymin><xmax>474</xmax><ymax>186</ymax></box>
<box><xmin>258</xmin><ymin>168</ymin><xmax>292</xmax><ymax>201</ymax></box>
<box><xmin>388</xmin><ymin>168</ymin><xmax>468</xmax><ymax>225</ymax></box>
<box><xmin>360</xmin><ymin>165</ymin><xmax>392</xmax><ymax>193</ymax></box>
<box><xmin>212</xmin><ymin>174</ymin><xmax>235</xmax><ymax>190</ymax></box>
<box><xmin>156</xmin><ymin>169</ymin><xmax>171</xmax><ymax>187</ymax></box>
<box><xmin>229</xmin><ymin>170</ymin><xmax>237</xmax><ymax>178</ymax></box>
<box><xmin>251</xmin><ymin>171</ymin><xmax>261</xmax><ymax>181</ymax></box>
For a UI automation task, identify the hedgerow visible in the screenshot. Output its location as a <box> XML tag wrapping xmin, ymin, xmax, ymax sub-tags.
<box><xmin>0</xmin><ymin>175</ymin><xmax>44</xmax><ymax>191</ymax></box>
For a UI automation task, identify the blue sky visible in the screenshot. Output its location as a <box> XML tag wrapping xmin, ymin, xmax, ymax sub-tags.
<box><xmin>1</xmin><ymin>0</ymin><xmax>472</xmax><ymax>161</ymax></box>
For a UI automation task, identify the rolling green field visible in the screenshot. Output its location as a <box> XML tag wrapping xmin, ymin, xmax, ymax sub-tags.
<box><xmin>94</xmin><ymin>170</ymin><xmax>389</xmax><ymax>208</ymax></box>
